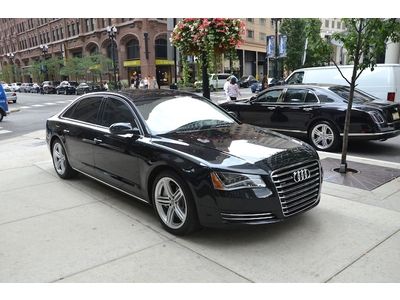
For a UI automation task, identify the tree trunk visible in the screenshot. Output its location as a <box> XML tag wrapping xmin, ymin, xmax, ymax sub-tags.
<box><xmin>339</xmin><ymin>20</ymin><xmax>363</xmax><ymax>173</ymax></box>
<box><xmin>201</xmin><ymin>51</ymin><xmax>210</xmax><ymax>100</ymax></box>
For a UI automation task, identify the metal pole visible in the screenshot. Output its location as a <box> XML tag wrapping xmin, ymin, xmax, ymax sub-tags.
<box><xmin>111</xmin><ymin>38</ymin><xmax>117</xmax><ymax>89</ymax></box>
<box><xmin>274</xmin><ymin>19</ymin><xmax>279</xmax><ymax>80</ymax></box>
<box><xmin>173</xmin><ymin>18</ymin><xmax>177</xmax><ymax>84</ymax></box>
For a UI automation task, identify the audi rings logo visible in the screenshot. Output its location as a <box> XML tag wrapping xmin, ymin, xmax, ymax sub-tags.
<box><xmin>293</xmin><ymin>169</ymin><xmax>311</xmax><ymax>183</ymax></box>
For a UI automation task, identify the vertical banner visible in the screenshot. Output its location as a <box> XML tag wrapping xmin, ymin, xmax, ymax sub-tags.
<box><xmin>279</xmin><ymin>35</ymin><xmax>287</xmax><ymax>57</ymax></box>
<box><xmin>266</xmin><ymin>35</ymin><xmax>275</xmax><ymax>58</ymax></box>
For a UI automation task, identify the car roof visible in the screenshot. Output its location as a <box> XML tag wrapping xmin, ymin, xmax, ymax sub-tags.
<box><xmin>269</xmin><ymin>83</ymin><xmax>349</xmax><ymax>89</ymax></box>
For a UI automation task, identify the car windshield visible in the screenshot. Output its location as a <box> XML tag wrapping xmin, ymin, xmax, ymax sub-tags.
<box><xmin>329</xmin><ymin>86</ymin><xmax>377</xmax><ymax>103</ymax></box>
<box><xmin>135</xmin><ymin>95</ymin><xmax>236</xmax><ymax>135</ymax></box>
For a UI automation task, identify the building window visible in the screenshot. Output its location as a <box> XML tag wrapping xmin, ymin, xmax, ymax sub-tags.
<box><xmin>247</xmin><ymin>18</ymin><xmax>254</xmax><ymax>23</ymax></box>
<box><xmin>259</xmin><ymin>32</ymin><xmax>266</xmax><ymax>41</ymax></box>
<box><xmin>247</xmin><ymin>30</ymin><xmax>254</xmax><ymax>38</ymax></box>
<box><xmin>67</xmin><ymin>25</ymin><xmax>71</xmax><ymax>37</ymax></box>
<box><xmin>260</xmin><ymin>18</ymin><xmax>266</xmax><ymax>24</ymax></box>
<box><xmin>331</xmin><ymin>20</ymin><xmax>335</xmax><ymax>28</ymax></box>
<box><xmin>155</xmin><ymin>35</ymin><xmax>167</xmax><ymax>59</ymax></box>
<box><xmin>325</xmin><ymin>20</ymin><xmax>329</xmax><ymax>28</ymax></box>
<box><xmin>71</xmin><ymin>24</ymin><xmax>76</xmax><ymax>36</ymax></box>
<box><xmin>60</xmin><ymin>27</ymin><xmax>64</xmax><ymax>39</ymax></box>
<box><xmin>76</xmin><ymin>22</ymin><xmax>80</xmax><ymax>34</ymax></box>
<box><xmin>336</xmin><ymin>21</ymin><xmax>341</xmax><ymax>29</ymax></box>
<box><xmin>126</xmin><ymin>38</ymin><xmax>140</xmax><ymax>59</ymax></box>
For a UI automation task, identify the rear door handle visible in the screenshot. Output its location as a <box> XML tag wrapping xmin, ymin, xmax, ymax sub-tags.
<box><xmin>93</xmin><ymin>138</ymin><xmax>103</xmax><ymax>144</ymax></box>
<box><xmin>303</xmin><ymin>108</ymin><xmax>313</xmax><ymax>111</ymax></box>
<box><xmin>267</xmin><ymin>107</ymin><xmax>276</xmax><ymax>110</ymax></box>
<box><xmin>63</xmin><ymin>129</ymin><xmax>70</xmax><ymax>134</ymax></box>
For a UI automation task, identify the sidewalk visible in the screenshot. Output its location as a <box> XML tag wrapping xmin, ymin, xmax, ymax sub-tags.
<box><xmin>0</xmin><ymin>130</ymin><xmax>399</xmax><ymax>283</ymax></box>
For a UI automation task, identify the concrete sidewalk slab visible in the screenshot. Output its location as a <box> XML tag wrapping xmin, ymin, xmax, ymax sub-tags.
<box><xmin>0</xmin><ymin>180</ymin><xmax>97</xmax><ymax>225</ymax></box>
<box><xmin>0</xmin><ymin>165</ymin><xmax>57</xmax><ymax>193</ymax></box>
<box><xmin>60</xmin><ymin>240</ymin><xmax>248</xmax><ymax>283</ymax></box>
<box><xmin>0</xmin><ymin>202</ymin><xmax>167</xmax><ymax>282</ymax></box>
<box><xmin>329</xmin><ymin>231</ymin><xmax>400</xmax><ymax>282</ymax></box>
<box><xmin>175</xmin><ymin>194</ymin><xmax>400</xmax><ymax>282</ymax></box>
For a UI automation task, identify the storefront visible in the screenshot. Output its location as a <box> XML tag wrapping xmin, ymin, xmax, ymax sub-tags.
<box><xmin>155</xmin><ymin>59</ymin><xmax>173</xmax><ymax>86</ymax></box>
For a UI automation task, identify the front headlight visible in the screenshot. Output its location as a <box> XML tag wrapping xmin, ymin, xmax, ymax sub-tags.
<box><xmin>210</xmin><ymin>171</ymin><xmax>266</xmax><ymax>191</ymax></box>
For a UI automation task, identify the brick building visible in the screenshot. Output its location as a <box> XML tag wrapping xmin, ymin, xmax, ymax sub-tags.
<box><xmin>0</xmin><ymin>18</ymin><xmax>170</xmax><ymax>84</ymax></box>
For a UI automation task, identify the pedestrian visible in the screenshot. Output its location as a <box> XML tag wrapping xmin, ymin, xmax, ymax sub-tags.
<box><xmin>135</xmin><ymin>75</ymin><xmax>140</xmax><ymax>89</ymax></box>
<box><xmin>156</xmin><ymin>70</ymin><xmax>162</xmax><ymax>89</ymax></box>
<box><xmin>148</xmin><ymin>76</ymin><xmax>158</xmax><ymax>89</ymax></box>
<box><xmin>143</xmin><ymin>76</ymin><xmax>149</xmax><ymax>89</ymax></box>
<box><xmin>130</xmin><ymin>75</ymin><xmax>135</xmax><ymax>89</ymax></box>
<box><xmin>223</xmin><ymin>77</ymin><xmax>231</xmax><ymax>101</ymax></box>
<box><xmin>227</xmin><ymin>77</ymin><xmax>241</xmax><ymax>101</ymax></box>
<box><xmin>261</xmin><ymin>75</ymin><xmax>269</xmax><ymax>91</ymax></box>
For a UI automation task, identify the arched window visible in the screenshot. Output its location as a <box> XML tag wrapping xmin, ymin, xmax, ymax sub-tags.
<box><xmin>89</xmin><ymin>44</ymin><xmax>99</xmax><ymax>55</ymax></box>
<box><xmin>155</xmin><ymin>35</ymin><xmax>167</xmax><ymax>59</ymax></box>
<box><xmin>126</xmin><ymin>38</ymin><xmax>140</xmax><ymax>59</ymax></box>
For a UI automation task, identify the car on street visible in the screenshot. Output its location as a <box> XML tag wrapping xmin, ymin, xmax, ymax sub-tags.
<box><xmin>75</xmin><ymin>82</ymin><xmax>106</xmax><ymax>95</ymax></box>
<box><xmin>56</xmin><ymin>81</ymin><xmax>77</xmax><ymax>95</ymax></box>
<box><xmin>0</xmin><ymin>84</ymin><xmax>9</xmax><ymax>122</ymax></box>
<box><xmin>30</xmin><ymin>83</ymin><xmax>41</xmax><ymax>93</ymax></box>
<box><xmin>4</xmin><ymin>87</ymin><xmax>17</xmax><ymax>103</ymax></box>
<box><xmin>46</xmin><ymin>89</ymin><xmax>322</xmax><ymax>235</ymax></box>
<box><xmin>9</xmin><ymin>82</ymin><xmax>21</xmax><ymax>92</ymax></box>
<box><xmin>19</xmin><ymin>83</ymin><xmax>34</xmax><ymax>93</ymax></box>
<box><xmin>194</xmin><ymin>74</ymin><xmax>237</xmax><ymax>92</ymax></box>
<box><xmin>42</xmin><ymin>81</ymin><xmax>56</xmax><ymax>94</ymax></box>
<box><xmin>220</xmin><ymin>84</ymin><xmax>400</xmax><ymax>152</ymax></box>
<box><xmin>250</xmin><ymin>78</ymin><xmax>273</xmax><ymax>93</ymax></box>
<box><xmin>238</xmin><ymin>75</ymin><xmax>258</xmax><ymax>88</ymax></box>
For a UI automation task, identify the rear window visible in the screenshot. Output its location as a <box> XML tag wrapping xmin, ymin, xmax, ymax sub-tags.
<box><xmin>329</xmin><ymin>86</ymin><xmax>376</xmax><ymax>103</ymax></box>
<box><xmin>63</xmin><ymin>97</ymin><xmax>102</xmax><ymax>124</ymax></box>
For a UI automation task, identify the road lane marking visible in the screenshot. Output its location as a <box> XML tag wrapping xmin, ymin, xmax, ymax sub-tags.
<box><xmin>56</xmin><ymin>101</ymin><xmax>67</xmax><ymax>104</ymax></box>
<box><xmin>32</xmin><ymin>104</ymin><xmax>45</xmax><ymax>107</ymax></box>
<box><xmin>0</xmin><ymin>129</ymin><xmax>12</xmax><ymax>134</ymax></box>
<box><xmin>44</xmin><ymin>103</ymin><xmax>57</xmax><ymax>105</ymax></box>
<box><xmin>19</xmin><ymin>106</ymin><xmax>30</xmax><ymax>109</ymax></box>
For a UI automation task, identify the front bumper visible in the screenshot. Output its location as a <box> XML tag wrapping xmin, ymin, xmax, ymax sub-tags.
<box><xmin>193</xmin><ymin>160</ymin><xmax>322</xmax><ymax>228</ymax></box>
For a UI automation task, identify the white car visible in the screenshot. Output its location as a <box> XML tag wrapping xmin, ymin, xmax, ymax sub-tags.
<box><xmin>9</xmin><ymin>82</ymin><xmax>21</xmax><ymax>92</ymax></box>
<box><xmin>194</xmin><ymin>73</ymin><xmax>237</xmax><ymax>91</ymax></box>
<box><xmin>4</xmin><ymin>87</ymin><xmax>17</xmax><ymax>103</ymax></box>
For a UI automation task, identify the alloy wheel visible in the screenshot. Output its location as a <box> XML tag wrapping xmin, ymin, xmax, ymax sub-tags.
<box><xmin>311</xmin><ymin>123</ymin><xmax>335</xmax><ymax>150</ymax></box>
<box><xmin>154</xmin><ymin>177</ymin><xmax>187</xmax><ymax>229</ymax></box>
<box><xmin>52</xmin><ymin>142</ymin><xmax>66</xmax><ymax>175</ymax></box>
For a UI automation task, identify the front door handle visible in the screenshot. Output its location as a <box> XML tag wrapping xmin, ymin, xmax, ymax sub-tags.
<box><xmin>267</xmin><ymin>107</ymin><xmax>276</xmax><ymax>110</ymax></box>
<box><xmin>303</xmin><ymin>107</ymin><xmax>313</xmax><ymax>111</ymax></box>
<box><xmin>63</xmin><ymin>129</ymin><xmax>70</xmax><ymax>134</ymax></box>
<box><xmin>93</xmin><ymin>138</ymin><xmax>103</xmax><ymax>144</ymax></box>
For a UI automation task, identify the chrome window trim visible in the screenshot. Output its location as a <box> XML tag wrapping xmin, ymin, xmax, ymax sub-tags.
<box><xmin>340</xmin><ymin>129</ymin><xmax>400</xmax><ymax>137</ymax></box>
<box><xmin>269</xmin><ymin>128</ymin><xmax>307</xmax><ymax>134</ymax></box>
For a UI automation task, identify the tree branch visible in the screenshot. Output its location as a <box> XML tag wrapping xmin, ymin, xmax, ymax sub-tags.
<box><xmin>331</xmin><ymin>59</ymin><xmax>352</xmax><ymax>85</ymax></box>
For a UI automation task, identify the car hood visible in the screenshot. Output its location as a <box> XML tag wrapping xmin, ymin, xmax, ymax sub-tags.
<box><xmin>152</xmin><ymin>123</ymin><xmax>317</xmax><ymax>173</ymax></box>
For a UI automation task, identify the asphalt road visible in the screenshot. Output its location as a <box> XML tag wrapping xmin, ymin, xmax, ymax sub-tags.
<box><xmin>1</xmin><ymin>90</ymin><xmax>399</xmax><ymax>163</ymax></box>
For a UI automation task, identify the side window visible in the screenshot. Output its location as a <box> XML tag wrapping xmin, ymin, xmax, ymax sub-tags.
<box><xmin>305</xmin><ymin>91</ymin><xmax>319</xmax><ymax>103</ymax></box>
<box><xmin>283</xmin><ymin>89</ymin><xmax>307</xmax><ymax>103</ymax></box>
<box><xmin>256</xmin><ymin>89</ymin><xmax>283</xmax><ymax>103</ymax></box>
<box><xmin>65</xmin><ymin>97</ymin><xmax>102</xmax><ymax>124</ymax></box>
<box><xmin>101</xmin><ymin>98</ymin><xmax>136</xmax><ymax>127</ymax></box>
<box><xmin>286</xmin><ymin>72</ymin><xmax>304</xmax><ymax>84</ymax></box>
<box><xmin>318</xmin><ymin>94</ymin><xmax>336</xmax><ymax>103</ymax></box>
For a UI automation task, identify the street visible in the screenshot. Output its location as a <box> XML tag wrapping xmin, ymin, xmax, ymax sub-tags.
<box><xmin>1</xmin><ymin>90</ymin><xmax>399</xmax><ymax>163</ymax></box>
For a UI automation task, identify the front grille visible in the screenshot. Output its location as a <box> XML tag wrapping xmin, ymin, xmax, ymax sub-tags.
<box><xmin>221</xmin><ymin>212</ymin><xmax>276</xmax><ymax>223</ymax></box>
<box><xmin>271</xmin><ymin>160</ymin><xmax>321</xmax><ymax>217</ymax></box>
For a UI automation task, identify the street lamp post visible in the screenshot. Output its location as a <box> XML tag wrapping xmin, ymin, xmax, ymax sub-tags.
<box><xmin>6</xmin><ymin>52</ymin><xmax>15</xmax><ymax>82</ymax></box>
<box><xmin>271</xmin><ymin>18</ymin><xmax>282</xmax><ymax>81</ymax></box>
<box><xmin>107</xmin><ymin>25</ymin><xmax>118</xmax><ymax>90</ymax></box>
<box><xmin>40</xmin><ymin>44</ymin><xmax>49</xmax><ymax>81</ymax></box>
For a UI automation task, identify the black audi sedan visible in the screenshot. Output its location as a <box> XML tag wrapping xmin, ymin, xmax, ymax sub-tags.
<box><xmin>46</xmin><ymin>90</ymin><xmax>322</xmax><ymax>235</ymax></box>
<box><xmin>220</xmin><ymin>84</ymin><xmax>400</xmax><ymax>152</ymax></box>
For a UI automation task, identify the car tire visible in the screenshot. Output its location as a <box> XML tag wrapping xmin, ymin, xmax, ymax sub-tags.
<box><xmin>308</xmin><ymin>120</ymin><xmax>340</xmax><ymax>152</ymax></box>
<box><xmin>51</xmin><ymin>138</ymin><xmax>77</xmax><ymax>179</ymax></box>
<box><xmin>152</xmin><ymin>170</ymin><xmax>201</xmax><ymax>235</ymax></box>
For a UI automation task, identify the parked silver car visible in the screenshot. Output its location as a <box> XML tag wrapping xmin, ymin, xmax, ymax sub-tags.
<box><xmin>4</xmin><ymin>87</ymin><xmax>17</xmax><ymax>103</ymax></box>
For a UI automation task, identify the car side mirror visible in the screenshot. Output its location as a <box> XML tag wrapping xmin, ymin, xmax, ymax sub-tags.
<box><xmin>109</xmin><ymin>122</ymin><xmax>140</xmax><ymax>135</ymax></box>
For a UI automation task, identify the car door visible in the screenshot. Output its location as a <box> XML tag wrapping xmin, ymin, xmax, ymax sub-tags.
<box><xmin>275</xmin><ymin>88</ymin><xmax>311</xmax><ymax>134</ymax></box>
<box><xmin>235</xmin><ymin>88</ymin><xmax>284</xmax><ymax>128</ymax></box>
<box><xmin>93</xmin><ymin>96</ymin><xmax>143</xmax><ymax>196</ymax></box>
<box><xmin>61</xmin><ymin>96</ymin><xmax>103</xmax><ymax>176</ymax></box>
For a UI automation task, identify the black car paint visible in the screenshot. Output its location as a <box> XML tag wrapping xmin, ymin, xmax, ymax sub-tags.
<box><xmin>46</xmin><ymin>90</ymin><xmax>321</xmax><ymax>228</ymax></box>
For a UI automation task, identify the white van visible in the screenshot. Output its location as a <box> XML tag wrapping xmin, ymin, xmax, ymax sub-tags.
<box><xmin>286</xmin><ymin>64</ymin><xmax>400</xmax><ymax>102</ymax></box>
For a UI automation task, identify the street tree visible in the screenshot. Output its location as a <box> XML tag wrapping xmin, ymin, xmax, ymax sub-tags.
<box><xmin>332</xmin><ymin>18</ymin><xmax>400</xmax><ymax>173</ymax></box>
<box><xmin>280</xmin><ymin>18</ymin><xmax>331</xmax><ymax>73</ymax></box>
<box><xmin>171</xmin><ymin>18</ymin><xmax>245</xmax><ymax>99</ymax></box>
